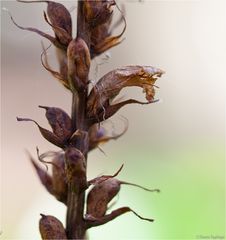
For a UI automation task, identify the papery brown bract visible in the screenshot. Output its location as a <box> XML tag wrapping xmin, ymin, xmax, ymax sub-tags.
<box><xmin>39</xmin><ymin>214</ymin><xmax>67</xmax><ymax>240</ymax></box>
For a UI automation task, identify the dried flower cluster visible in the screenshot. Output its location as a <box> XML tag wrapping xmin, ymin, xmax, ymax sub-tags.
<box><xmin>13</xmin><ymin>0</ymin><xmax>164</xmax><ymax>239</ymax></box>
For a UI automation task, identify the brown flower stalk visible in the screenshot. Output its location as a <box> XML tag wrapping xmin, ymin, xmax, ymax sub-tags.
<box><xmin>12</xmin><ymin>0</ymin><xmax>164</xmax><ymax>239</ymax></box>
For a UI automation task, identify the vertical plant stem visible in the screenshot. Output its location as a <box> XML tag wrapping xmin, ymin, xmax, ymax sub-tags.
<box><xmin>66</xmin><ymin>91</ymin><xmax>88</xmax><ymax>239</ymax></box>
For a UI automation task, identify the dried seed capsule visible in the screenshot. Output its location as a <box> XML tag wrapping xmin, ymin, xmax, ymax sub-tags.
<box><xmin>87</xmin><ymin>178</ymin><xmax>120</xmax><ymax>218</ymax></box>
<box><xmin>67</xmin><ymin>38</ymin><xmax>91</xmax><ymax>92</ymax></box>
<box><xmin>65</xmin><ymin>147</ymin><xmax>87</xmax><ymax>191</ymax></box>
<box><xmin>87</xmin><ymin>178</ymin><xmax>160</xmax><ymax>218</ymax></box>
<box><xmin>52</xmin><ymin>153</ymin><xmax>67</xmax><ymax>204</ymax></box>
<box><xmin>39</xmin><ymin>214</ymin><xmax>67</xmax><ymax>240</ymax></box>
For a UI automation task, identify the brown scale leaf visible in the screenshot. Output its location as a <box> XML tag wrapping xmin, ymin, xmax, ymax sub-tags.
<box><xmin>39</xmin><ymin>106</ymin><xmax>72</xmax><ymax>142</ymax></box>
<box><xmin>87</xmin><ymin>66</ymin><xmax>164</xmax><ymax>123</ymax></box>
<box><xmin>17</xmin><ymin>117</ymin><xmax>64</xmax><ymax>148</ymax></box>
<box><xmin>39</xmin><ymin>214</ymin><xmax>67</xmax><ymax>240</ymax></box>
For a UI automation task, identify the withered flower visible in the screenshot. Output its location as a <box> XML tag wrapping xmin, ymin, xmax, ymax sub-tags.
<box><xmin>14</xmin><ymin>0</ymin><xmax>164</xmax><ymax>239</ymax></box>
<box><xmin>87</xmin><ymin>66</ymin><xmax>164</xmax><ymax>123</ymax></box>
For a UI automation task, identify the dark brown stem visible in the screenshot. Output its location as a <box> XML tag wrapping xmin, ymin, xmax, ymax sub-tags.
<box><xmin>66</xmin><ymin>91</ymin><xmax>88</xmax><ymax>239</ymax></box>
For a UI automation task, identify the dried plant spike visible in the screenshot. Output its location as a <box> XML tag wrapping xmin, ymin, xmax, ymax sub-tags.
<box><xmin>14</xmin><ymin>1</ymin><xmax>164</xmax><ymax>238</ymax></box>
<box><xmin>39</xmin><ymin>214</ymin><xmax>67</xmax><ymax>240</ymax></box>
<box><xmin>17</xmin><ymin>117</ymin><xmax>64</xmax><ymax>148</ymax></box>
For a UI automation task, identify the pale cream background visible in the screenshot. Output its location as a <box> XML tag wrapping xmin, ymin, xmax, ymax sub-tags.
<box><xmin>1</xmin><ymin>0</ymin><xmax>225</xmax><ymax>239</ymax></box>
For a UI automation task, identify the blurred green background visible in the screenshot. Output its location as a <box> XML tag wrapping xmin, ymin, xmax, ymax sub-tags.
<box><xmin>1</xmin><ymin>0</ymin><xmax>225</xmax><ymax>239</ymax></box>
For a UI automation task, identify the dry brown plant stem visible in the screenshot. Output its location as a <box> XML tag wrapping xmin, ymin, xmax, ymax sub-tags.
<box><xmin>12</xmin><ymin>0</ymin><xmax>165</xmax><ymax>239</ymax></box>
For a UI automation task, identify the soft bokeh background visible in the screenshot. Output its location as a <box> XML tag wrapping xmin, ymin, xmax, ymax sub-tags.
<box><xmin>1</xmin><ymin>0</ymin><xmax>225</xmax><ymax>239</ymax></box>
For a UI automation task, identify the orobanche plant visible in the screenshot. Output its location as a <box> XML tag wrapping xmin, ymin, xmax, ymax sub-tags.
<box><xmin>12</xmin><ymin>0</ymin><xmax>164</xmax><ymax>239</ymax></box>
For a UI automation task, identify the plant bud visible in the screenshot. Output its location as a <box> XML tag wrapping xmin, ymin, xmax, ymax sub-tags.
<box><xmin>52</xmin><ymin>153</ymin><xmax>67</xmax><ymax>204</ymax></box>
<box><xmin>67</xmin><ymin>38</ymin><xmax>91</xmax><ymax>91</ymax></box>
<box><xmin>39</xmin><ymin>214</ymin><xmax>67</xmax><ymax>240</ymax></box>
<box><xmin>65</xmin><ymin>147</ymin><xmax>87</xmax><ymax>191</ymax></box>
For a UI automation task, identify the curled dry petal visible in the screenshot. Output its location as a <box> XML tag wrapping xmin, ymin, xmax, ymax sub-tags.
<box><xmin>67</xmin><ymin>38</ymin><xmax>91</xmax><ymax>92</ymax></box>
<box><xmin>39</xmin><ymin>214</ymin><xmax>67</xmax><ymax>240</ymax></box>
<box><xmin>85</xmin><ymin>207</ymin><xmax>154</xmax><ymax>228</ymax></box>
<box><xmin>39</xmin><ymin>106</ymin><xmax>72</xmax><ymax>142</ymax></box>
<box><xmin>87</xmin><ymin>66</ymin><xmax>164</xmax><ymax>123</ymax></box>
<box><xmin>17</xmin><ymin>117</ymin><xmax>64</xmax><ymax>148</ymax></box>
